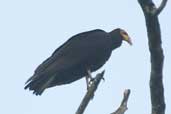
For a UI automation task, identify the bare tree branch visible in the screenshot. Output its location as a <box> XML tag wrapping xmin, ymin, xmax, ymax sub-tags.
<box><xmin>111</xmin><ymin>89</ymin><xmax>131</xmax><ymax>114</ymax></box>
<box><xmin>138</xmin><ymin>0</ymin><xmax>167</xmax><ymax>114</ymax></box>
<box><xmin>153</xmin><ymin>0</ymin><xmax>167</xmax><ymax>16</ymax></box>
<box><xmin>138</xmin><ymin>0</ymin><xmax>167</xmax><ymax>16</ymax></box>
<box><xmin>75</xmin><ymin>70</ymin><xmax>105</xmax><ymax>114</ymax></box>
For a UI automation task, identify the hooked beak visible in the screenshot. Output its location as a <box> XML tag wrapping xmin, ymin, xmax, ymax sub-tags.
<box><xmin>122</xmin><ymin>34</ymin><xmax>132</xmax><ymax>45</ymax></box>
<box><xmin>127</xmin><ymin>37</ymin><xmax>132</xmax><ymax>45</ymax></box>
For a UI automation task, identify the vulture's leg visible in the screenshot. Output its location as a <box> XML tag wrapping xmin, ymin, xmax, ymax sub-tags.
<box><xmin>85</xmin><ymin>69</ymin><xmax>94</xmax><ymax>90</ymax></box>
<box><xmin>85</xmin><ymin>75</ymin><xmax>89</xmax><ymax>90</ymax></box>
<box><xmin>87</xmin><ymin>69</ymin><xmax>93</xmax><ymax>81</ymax></box>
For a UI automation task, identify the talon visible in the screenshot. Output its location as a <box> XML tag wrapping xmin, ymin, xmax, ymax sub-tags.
<box><xmin>90</xmin><ymin>77</ymin><xmax>95</xmax><ymax>82</ymax></box>
<box><xmin>88</xmin><ymin>77</ymin><xmax>95</xmax><ymax>85</ymax></box>
<box><xmin>87</xmin><ymin>85</ymin><xmax>90</xmax><ymax>91</ymax></box>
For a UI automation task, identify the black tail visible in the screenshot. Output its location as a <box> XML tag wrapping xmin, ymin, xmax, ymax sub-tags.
<box><xmin>24</xmin><ymin>74</ymin><xmax>55</xmax><ymax>96</ymax></box>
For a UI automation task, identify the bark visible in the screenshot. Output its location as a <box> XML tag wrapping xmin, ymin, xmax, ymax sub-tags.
<box><xmin>138</xmin><ymin>0</ymin><xmax>167</xmax><ymax>114</ymax></box>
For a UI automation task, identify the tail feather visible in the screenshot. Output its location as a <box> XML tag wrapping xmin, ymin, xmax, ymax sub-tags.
<box><xmin>24</xmin><ymin>74</ymin><xmax>55</xmax><ymax>96</ymax></box>
<box><xmin>25</xmin><ymin>75</ymin><xmax>35</xmax><ymax>84</ymax></box>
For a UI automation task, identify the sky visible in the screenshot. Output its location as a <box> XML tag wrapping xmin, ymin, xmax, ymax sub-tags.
<box><xmin>0</xmin><ymin>0</ymin><xmax>170</xmax><ymax>114</ymax></box>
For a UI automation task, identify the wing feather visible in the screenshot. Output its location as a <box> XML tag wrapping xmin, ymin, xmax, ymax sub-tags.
<box><xmin>27</xmin><ymin>29</ymin><xmax>109</xmax><ymax>83</ymax></box>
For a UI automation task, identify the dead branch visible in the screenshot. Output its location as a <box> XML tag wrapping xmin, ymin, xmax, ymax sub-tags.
<box><xmin>153</xmin><ymin>0</ymin><xmax>167</xmax><ymax>16</ymax></box>
<box><xmin>75</xmin><ymin>70</ymin><xmax>105</xmax><ymax>114</ymax></box>
<box><xmin>138</xmin><ymin>0</ymin><xmax>167</xmax><ymax>114</ymax></box>
<box><xmin>138</xmin><ymin>0</ymin><xmax>167</xmax><ymax>16</ymax></box>
<box><xmin>111</xmin><ymin>89</ymin><xmax>131</xmax><ymax>114</ymax></box>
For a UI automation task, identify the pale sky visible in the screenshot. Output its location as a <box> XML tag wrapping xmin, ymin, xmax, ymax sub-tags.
<box><xmin>0</xmin><ymin>0</ymin><xmax>170</xmax><ymax>114</ymax></box>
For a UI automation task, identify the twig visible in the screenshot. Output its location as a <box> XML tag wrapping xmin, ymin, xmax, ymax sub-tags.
<box><xmin>153</xmin><ymin>0</ymin><xmax>167</xmax><ymax>16</ymax></box>
<box><xmin>75</xmin><ymin>70</ymin><xmax>105</xmax><ymax>114</ymax></box>
<box><xmin>111</xmin><ymin>89</ymin><xmax>131</xmax><ymax>114</ymax></box>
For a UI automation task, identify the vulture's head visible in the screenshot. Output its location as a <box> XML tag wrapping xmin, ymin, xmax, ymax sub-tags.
<box><xmin>109</xmin><ymin>28</ymin><xmax>132</xmax><ymax>48</ymax></box>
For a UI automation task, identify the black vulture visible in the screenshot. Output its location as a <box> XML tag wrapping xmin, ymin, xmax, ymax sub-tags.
<box><xmin>24</xmin><ymin>28</ymin><xmax>132</xmax><ymax>95</ymax></box>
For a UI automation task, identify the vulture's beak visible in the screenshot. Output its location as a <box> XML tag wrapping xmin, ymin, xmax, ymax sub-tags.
<box><xmin>126</xmin><ymin>37</ymin><xmax>132</xmax><ymax>45</ymax></box>
<box><xmin>122</xmin><ymin>33</ymin><xmax>132</xmax><ymax>45</ymax></box>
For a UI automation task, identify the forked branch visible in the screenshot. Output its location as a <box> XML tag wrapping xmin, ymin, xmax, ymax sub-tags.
<box><xmin>154</xmin><ymin>0</ymin><xmax>167</xmax><ymax>16</ymax></box>
<box><xmin>138</xmin><ymin>0</ymin><xmax>167</xmax><ymax>16</ymax></box>
<box><xmin>138</xmin><ymin>0</ymin><xmax>167</xmax><ymax>114</ymax></box>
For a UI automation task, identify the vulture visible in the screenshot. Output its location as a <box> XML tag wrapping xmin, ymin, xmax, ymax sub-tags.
<box><xmin>24</xmin><ymin>28</ymin><xmax>132</xmax><ymax>95</ymax></box>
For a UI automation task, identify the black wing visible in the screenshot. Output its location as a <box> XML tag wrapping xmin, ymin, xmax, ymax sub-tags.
<box><xmin>26</xmin><ymin>29</ymin><xmax>108</xmax><ymax>82</ymax></box>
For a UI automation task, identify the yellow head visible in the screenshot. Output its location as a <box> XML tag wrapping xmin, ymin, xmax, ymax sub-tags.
<box><xmin>120</xmin><ymin>29</ymin><xmax>132</xmax><ymax>45</ymax></box>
